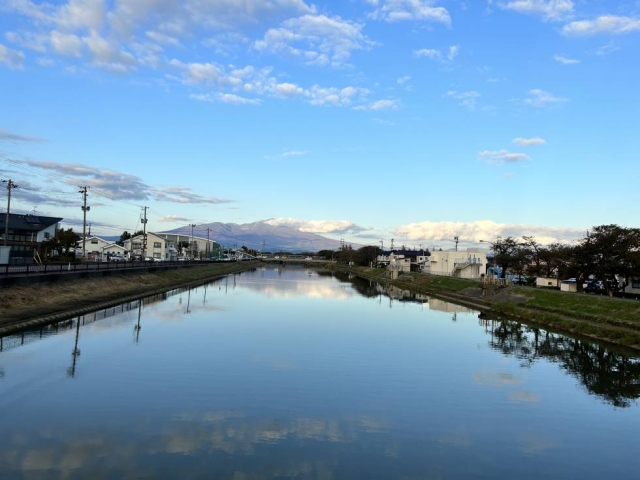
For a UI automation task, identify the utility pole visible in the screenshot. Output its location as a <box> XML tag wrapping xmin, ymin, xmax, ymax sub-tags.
<box><xmin>2</xmin><ymin>179</ymin><xmax>18</xmax><ymax>247</ymax></box>
<box><xmin>205</xmin><ymin>227</ymin><xmax>211</xmax><ymax>258</ymax></box>
<box><xmin>190</xmin><ymin>224</ymin><xmax>196</xmax><ymax>259</ymax></box>
<box><xmin>390</xmin><ymin>238</ymin><xmax>394</xmax><ymax>251</ymax></box>
<box><xmin>454</xmin><ymin>236</ymin><xmax>459</xmax><ymax>252</ymax></box>
<box><xmin>79</xmin><ymin>186</ymin><xmax>90</xmax><ymax>261</ymax></box>
<box><xmin>141</xmin><ymin>207</ymin><xmax>148</xmax><ymax>260</ymax></box>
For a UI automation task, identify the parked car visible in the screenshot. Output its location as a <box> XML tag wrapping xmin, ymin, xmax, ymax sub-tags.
<box><xmin>511</xmin><ymin>275</ymin><xmax>528</xmax><ymax>285</ymax></box>
<box><xmin>584</xmin><ymin>280</ymin><xmax>604</xmax><ymax>293</ymax></box>
<box><xmin>110</xmin><ymin>255</ymin><xmax>125</xmax><ymax>262</ymax></box>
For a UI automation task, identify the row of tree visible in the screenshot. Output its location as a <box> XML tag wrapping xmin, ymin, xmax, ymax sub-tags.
<box><xmin>491</xmin><ymin>224</ymin><xmax>640</xmax><ymax>295</ymax></box>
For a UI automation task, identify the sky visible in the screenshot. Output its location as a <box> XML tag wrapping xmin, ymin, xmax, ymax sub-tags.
<box><xmin>0</xmin><ymin>0</ymin><xmax>639</xmax><ymax>251</ymax></box>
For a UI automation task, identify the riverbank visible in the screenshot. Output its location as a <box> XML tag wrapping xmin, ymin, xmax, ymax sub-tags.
<box><xmin>330</xmin><ymin>264</ymin><xmax>640</xmax><ymax>351</ymax></box>
<box><xmin>0</xmin><ymin>261</ymin><xmax>261</xmax><ymax>333</ymax></box>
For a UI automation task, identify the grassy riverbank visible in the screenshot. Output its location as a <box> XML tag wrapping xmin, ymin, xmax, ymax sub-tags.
<box><xmin>0</xmin><ymin>261</ymin><xmax>260</xmax><ymax>330</ymax></box>
<box><xmin>330</xmin><ymin>264</ymin><xmax>640</xmax><ymax>351</ymax></box>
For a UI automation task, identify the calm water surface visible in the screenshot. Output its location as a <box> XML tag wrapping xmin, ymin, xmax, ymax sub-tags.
<box><xmin>1</xmin><ymin>266</ymin><xmax>640</xmax><ymax>479</ymax></box>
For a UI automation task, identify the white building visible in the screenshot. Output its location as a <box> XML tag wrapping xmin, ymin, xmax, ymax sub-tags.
<box><xmin>82</xmin><ymin>236</ymin><xmax>127</xmax><ymax>260</ymax></box>
<box><xmin>428</xmin><ymin>248</ymin><xmax>489</xmax><ymax>279</ymax></box>
<box><xmin>156</xmin><ymin>233</ymin><xmax>222</xmax><ymax>259</ymax></box>
<box><xmin>123</xmin><ymin>232</ymin><xmax>178</xmax><ymax>261</ymax></box>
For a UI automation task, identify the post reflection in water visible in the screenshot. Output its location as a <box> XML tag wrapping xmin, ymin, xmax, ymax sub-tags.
<box><xmin>0</xmin><ymin>266</ymin><xmax>639</xmax><ymax>479</ymax></box>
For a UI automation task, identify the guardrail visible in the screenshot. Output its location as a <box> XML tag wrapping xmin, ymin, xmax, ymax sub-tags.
<box><xmin>0</xmin><ymin>260</ymin><xmax>208</xmax><ymax>277</ymax></box>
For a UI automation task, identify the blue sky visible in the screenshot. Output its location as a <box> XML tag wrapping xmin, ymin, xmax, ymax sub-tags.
<box><xmin>1</xmin><ymin>0</ymin><xmax>639</xmax><ymax>250</ymax></box>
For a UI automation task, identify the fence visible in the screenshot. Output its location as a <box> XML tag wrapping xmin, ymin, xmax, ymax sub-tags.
<box><xmin>0</xmin><ymin>259</ymin><xmax>207</xmax><ymax>277</ymax></box>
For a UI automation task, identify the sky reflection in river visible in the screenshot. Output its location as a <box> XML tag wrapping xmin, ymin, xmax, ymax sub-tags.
<box><xmin>1</xmin><ymin>266</ymin><xmax>639</xmax><ymax>479</ymax></box>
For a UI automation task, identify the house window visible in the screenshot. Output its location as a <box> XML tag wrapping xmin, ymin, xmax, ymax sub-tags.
<box><xmin>154</xmin><ymin>253</ymin><xmax>161</xmax><ymax>259</ymax></box>
<box><xmin>44</xmin><ymin>232</ymin><xmax>50</xmax><ymax>239</ymax></box>
<box><xmin>154</xmin><ymin>242</ymin><xmax>162</xmax><ymax>248</ymax></box>
<box><xmin>91</xmin><ymin>239</ymin><xmax>98</xmax><ymax>244</ymax></box>
<box><xmin>632</xmin><ymin>279</ymin><xmax>640</xmax><ymax>289</ymax></box>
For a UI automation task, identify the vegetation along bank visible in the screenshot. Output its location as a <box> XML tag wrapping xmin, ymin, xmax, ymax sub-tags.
<box><xmin>330</xmin><ymin>264</ymin><xmax>640</xmax><ymax>352</ymax></box>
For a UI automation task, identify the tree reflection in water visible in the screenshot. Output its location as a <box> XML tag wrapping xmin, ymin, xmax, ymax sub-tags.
<box><xmin>480</xmin><ymin>316</ymin><xmax>640</xmax><ymax>408</ymax></box>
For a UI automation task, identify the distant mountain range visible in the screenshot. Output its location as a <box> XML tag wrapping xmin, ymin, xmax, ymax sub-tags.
<box><xmin>159</xmin><ymin>220</ymin><xmax>351</xmax><ymax>253</ymax></box>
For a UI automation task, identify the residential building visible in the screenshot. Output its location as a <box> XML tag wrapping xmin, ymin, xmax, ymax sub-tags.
<box><xmin>156</xmin><ymin>233</ymin><xmax>222</xmax><ymax>259</ymax></box>
<box><xmin>81</xmin><ymin>236</ymin><xmax>127</xmax><ymax>261</ymax></box>
<box><xmin>377</xmin><ymin>249</ymin><xmax>430</xmax><ymax>272</ymax></box>
<box><xmin>428</xmin><ymin>248</ymin><xmax>489</xmax><ymax>279</ymax></box>
<box><xmin>0</xmin><ymin>213</ymin><xmax>62</xmax><ymax>264</ymax></box>
<box><xmin>123</xmin><ymin>232</ymin><xmax>178</xmax><ymax>261</ymax></box>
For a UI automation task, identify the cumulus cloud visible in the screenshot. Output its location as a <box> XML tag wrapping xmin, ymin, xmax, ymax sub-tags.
<box><xmin>50</xmin><ymin>30</ymin><xmax>83</xmax><ymax>57</ymax></box>
<box><xmin>553</xmin><ymin>54</ymin><xmax>579</xmax><ymax>65</ymax></box>
<box><xmin>479</xmin><ymin>149</ymin><xmax>530</xmax><ymax>164</ymax></box>
<box><xmin>524</xmin><ymin>88</ymin><xmax>567</xmax><ymax>107</ymax></box>
<box><xmin>394</xmin><ymin>220</ymin><xmax>584</xmax><ymax>245</ymax></box>
<box><xmin>265</xmin><ymin>217</ymin><xmax>368</xmax><ymax>234</ymax></box>
<box><xmin>562</xmin><ymin>15</ymin><xmax>640</xmax><ymax>36</ymax></box>
<box><xmin>499</xmin><ymin>0</ymin><xmax>574</xmax><ymax>20</ymax></box>
<box><xmin>0</xmin><ymin>129</ymin><xmax>46</xmax><ymax>143</ymax></box>
<box><xmin>254</xmin><ymin>14</ymin><xmax>374</xmax><ymax>67</ymax></box>
<box><xmin>512</xmin><ymin>137</ymin><xmax>546</xmax><ymax>146</ymax></box>
<box><xmin>281</xmin><ymin>150</ymin><xmax>309</xmax><ymax>157</ymax></box>
<box><xmin>0</xmin><ymin>43</ymin><xmax>26</xmax><ymax>69</ymax></box>
<box><xmin>397</xmin><ymin>75</ymin><xmax>411</xmax><ymax>84</ymax></box>
<box><xmin>369</xmin><ymin>0</ymin><xmax>452</xmax><ymax>25</ymax></box>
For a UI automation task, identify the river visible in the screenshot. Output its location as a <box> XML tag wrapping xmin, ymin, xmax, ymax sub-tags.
<box><xmin>1</xmin><ymin>265</ymin><xmax>639</xmax><ymax>479</ymax></box>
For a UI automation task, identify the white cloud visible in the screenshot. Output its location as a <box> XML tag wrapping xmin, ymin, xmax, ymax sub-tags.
<box><xmin>307</xmin><ymin>85</ymin><xmax>368</xmax><ymax>106</ymax></box>
<box><xmin>397</xmin><ymin>75</ymin><xmax>411</xmax><ymax>84</ymax></box>
<box><xmin>414</xmin><ymin>48</ymin><xmax>441</xmax><ymax>59</ymax></box>
<box><xmin>369</xmin><ymin>99</ymin><xmax>398</xmax><ymax>110</ymax></box>
<box><xmin>0</xmin><ymin>129</ymin><xmax>45</xmax><ymax>143</ymax></box>
<box><xmin>499</xmin><ymin>0</ymin><xmax>574</xmax><ymax>20</ymax></box>
<box><xmin>369</xmin><ymin>0</ymin><xmax>451</xmax><ymax>25</ymax></box>
<box><xmin>512</xmin><ymin>137</ymin><xmax>546</xmax><ymax>146</ymax></box>
<box><xmin>265</xmin><ymin>217</ymin><xmax>367</xmax><ymax>234</ymax></box>
<box><xmin>447</xmin><ymin>44</ymin><xmax>459</xmax><ymax>61</ymax></box>
<box><xmin>281</xmin><ymin>150</ymin><xmax>309</xmax><ymax>157</ymax></box>
<box><xmin>190</xmin><ymin>93</ymin><xmax>261</xmax><ymax>105</ymax></box>
<box><xmin>553</xmin><ymin>54</ymin><xmax>579</xmax><ymax>65</ymax></box>
<box><xmin>596</xmin><ymin>41</ymin><xmax>619</xmax><ymax>56</ymax></box>
<box><xmin>524</xmin><ymin>88</ymin><xmax>567</xmax><ymax>107</ymax></box>
<box><xmin>157</xmin><ymin>214</ymin><xmax>192</xmax><ymax>223</ymax></box>
<box><xmin>254</xmin><ymin>14</ymin><xmax>373</xmax><ymax>67</ymax></box>
<box><xmin>394</xmin><ymin>220</ymin><xmax>584</xmax><ymax>244</ymax></box>
<box><xmin>479</xmin><ymin>149</ymin><xmax>530</xmax><ymax>164</ymax></box>
<box><xmin>50</xmin><ymin>30</ymin><xmax>83</xmax><ymax>57</ymax></box>
<box><xmin>414</xmin><ymin>45</ymin><xmax>459</xmax><ymax>63</ymax></box>
<box><xmin>562</xmin><ymin>15</ymin><xmax>640</xmax><ymax>36</ymax></box>
<box><xmin>82</xmin><ymin>30</ymin><xmax>137</xmax><ymax>72</ymax></box>
<box><xmin>0</xmin><ymin>43</ymin><xmax>25</xmax><ymax>69</ymax></box>
<box><xmin>446</xmin><ymin>90</ymin><xmax>480</xmax><ymax>110</ymax></box>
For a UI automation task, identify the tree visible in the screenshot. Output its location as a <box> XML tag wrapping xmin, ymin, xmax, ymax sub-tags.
<box><xmin>354</xmin><ymin>246</ymin><xmax>381</xmax><ymax>266</ymax></box>
<box><xmin>117</xmin><ymin>231</ymin><xmax>131</xmax><ymax>246</ymax></box>
<box><xmin>41</xmin><ymin>228</ymin><xmax>80</xmax><ymax>259</ymax></box>
<box><xmin>317</xmin><ymin>249</ymin><xmax>335</xmax><ymax>260</ymax></box>
<box><xmin>491</xmin><ymin>237</ymin><xmax>521</xmax><ymax>278</ymax></box>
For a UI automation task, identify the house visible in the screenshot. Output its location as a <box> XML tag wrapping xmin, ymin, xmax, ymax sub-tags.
<box><xmin>377</xmin><ymin>249</ymin><xmax>429</xmax><ymax>272</ymax></box>
<box><xmin>428</xmin><ymin>248</ymin><xmax>489</xmax><ymax>279</ymax></box>
<box><xmin>0</xmin><ymin>213</ymin><xmax>62</xmax><ymax>264</ymax></box>
<box><xmin>123</xmin><ymin>232</ymin><xmax>178</xmax><ymax>261</ymax></box>
<box><xmin>81</xmin><ymin>236</ymin><xmax>127</xmax><ymax>261</ymax></box>
<box><xmin>156</xmin><ymin>233</ymin><xmax>222</xmax><ymax>259</ymax></box>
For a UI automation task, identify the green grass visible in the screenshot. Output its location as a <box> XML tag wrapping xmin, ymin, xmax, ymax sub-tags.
<box><xmin>512</xmin><ymin>287</ymin><xmax>640</xmax><ymax>325</ymax></box>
